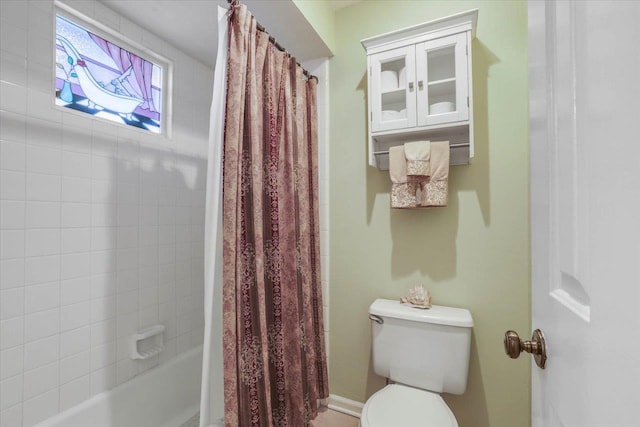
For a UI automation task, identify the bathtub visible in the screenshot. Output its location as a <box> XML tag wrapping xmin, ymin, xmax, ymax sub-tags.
<box><xmin>36</xmin><ymin>347</ymin><xmax>202</xmax><ymax>427</ymax></box>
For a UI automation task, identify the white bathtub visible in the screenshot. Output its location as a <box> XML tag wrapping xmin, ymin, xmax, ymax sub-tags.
<box><xmin>36</xmin><ymin>347</ymin><xmax>202</xmax><ymax>427</ymax></box>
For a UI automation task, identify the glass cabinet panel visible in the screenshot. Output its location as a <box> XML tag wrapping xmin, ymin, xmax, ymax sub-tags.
<box><xmin>369</xmin><ymin>46</ymin><xmax>416</xmax><ymax>132</ymax></box>
<box><xmin>416</xmin><ymin>33</ymin><xmax>469</xmax><ymax>126</ymax></box>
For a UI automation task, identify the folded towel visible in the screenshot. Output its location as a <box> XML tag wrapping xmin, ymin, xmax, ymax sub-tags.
<box><xmin>404</xmin><ymin>140</ymin><xmax>431</xmax><ymax>177</ymax></box>
<box><xmin>389</xmin><ymin>146</ymin><xmax>418</xmax><ymax>209</ymax></box>
<box><xmin>423</xmin><ymin>140</ymin><xmax>450</xmax><ymax>207</ymax></box>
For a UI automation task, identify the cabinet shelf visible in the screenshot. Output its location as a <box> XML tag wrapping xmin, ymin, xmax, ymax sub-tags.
<box><xmin>427</xmin><ymin>80</ymin><xmax>456</xmax><ymax>99</ymax></box>
<box><xmin>428</xmin><ymin>77</ymin><xmax>456</xmax><ymax>86</ymax></box>
<box><xmin>381</xmin><ymin>88</ymin><xmax>406</xmax><ymax>105</ymax></box>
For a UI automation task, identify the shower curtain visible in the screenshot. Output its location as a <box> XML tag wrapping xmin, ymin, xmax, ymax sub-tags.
<box><xmin>221</xmin><ymin>4</ymin><xmax>329</xmax><ymax>426</ymax></box>
<box><xmin>200</xmin><ymin>6</ymin><xmax>228</xmax><ymax>427</ymax></box>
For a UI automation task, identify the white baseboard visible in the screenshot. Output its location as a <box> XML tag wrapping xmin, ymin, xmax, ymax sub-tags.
<box><xmin>327</xmin><ymin>394</ymin><xmax>364</xmax><ymax>418</ymax></box>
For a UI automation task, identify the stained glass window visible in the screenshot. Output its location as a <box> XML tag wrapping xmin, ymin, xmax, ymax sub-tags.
<box><xmin>55</xmin><ymin>13</ymin><xmax>164</xmax><ymax>134</ymax></box>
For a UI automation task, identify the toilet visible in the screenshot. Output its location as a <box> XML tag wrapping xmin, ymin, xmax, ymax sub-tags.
<box><xmin>360</xmin><ymin>299</ymin><xmax>474</xmax><ymax>427</ymax></box>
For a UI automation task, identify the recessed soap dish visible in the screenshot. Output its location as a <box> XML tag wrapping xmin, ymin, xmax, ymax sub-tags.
<box><xmin>131</xmin><ymin>324</ymin><xmax>165</xmax><ymax>360</ymax></box>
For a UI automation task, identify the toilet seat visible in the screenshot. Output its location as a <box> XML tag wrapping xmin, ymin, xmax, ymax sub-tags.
<box><xmin>359</xmin><ymin>384</ymin><xmax>458</xmax><ymax>427</ymax></box>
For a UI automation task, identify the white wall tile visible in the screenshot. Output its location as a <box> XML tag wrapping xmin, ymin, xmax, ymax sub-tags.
<box><xmin>116</xmin><ymin>226</ymin><xmax>138</xmax><ymax>249</ymax></box>
<box><xmin>0</xmin><ymin>375</ymin><xmax>23</xmax><ymax>411</ymax></box>
<box><xmin>90</xmin><ymin>318</ymin><xmax>115</xmax><ymax>348</ymax></box>
<box><xmin>116</xmin><ymin>290</ymin><xmax>137</xmax><ymax>315</ymax></box>
<box><xmin>90</xmin><ymin>181</ymin><xmax>113</xmax><ymax>204</ymax></box>
<box><xmin>0</xmin><ymin>402</ymin><xmax>23</xmax><ymax>427</ymax></box>
<box><xmin>25</xmin><ymin>201</ymin><xmax>60</xmax><ymax>228</ymax></box>
<box><xmin>0</xmin><ymin>200</ymin><xmax>25</xmax><ymax>229</ymax></box>
<box><xmin>24</xmin><ymin>282</ymin><xmax>59</xmax><ymax>314</ymax></box>
<box><xmin>0</xmin><ymin>346</ymin><xmax>23</xmax><ymax>380</ymax></box>
<box><xmin>91</xmin><ymin>342</ymin><xmax>116</xmax><ymax>371</ymax></box>
<box><xmin>0</xmin><ymin>1</ymin><xmax>28</xmax><ymax>28</ymax></box>
<box><xmin>61</xmin><ymin>252</ymin><xmax>91</xmax><ymax>280</ymax></box>
<box><xmin>90</xmin><ymin>363</ymin><xmax>115</xmax><ymax>395</ymax></box>
<box><xmin>91</xmin><ymin>295</ymin><xmax>115</xmax><ymax>323</ymax></box>
<box><xmin>62</xmin><ymin>177</ymin><xmax>91</xmax><ymax>203</ymax></box>
<box><xmin>61</xmin><ymin>228</ymin><xmax>91</xmax><ymax>254</ymax></box>
<box><xmin>0</xmin><ymin>317</ymin><xmax>24</xmax><ymax>349</ymax></box>
<box><xmin>61</xmin><ymin>202</ymin><xmax>91</xmax><ymax>227</ymax></box>
<box><xmin>60</xmin><ymin>276</ymin><xmax>91</xmax><ymax>306</ymax></box>
<box><xmin>116</xmin><ymin>204</ymin><xmax>138</xmax><ymax>227</ymax></box>
<box><xmin>62</xmin><ymin>151</ymin><xmax>92</xmax><ymax>178</ymax></box>
<box><xmin>59</xmin><ymin>326</ymin><xmax>90</xmax><ymax>359</ymax></box>
<box><xmin>1</xmin><ymin>258</ymin><xmax>24</xmax><ymax>289</ymax></box>
<box><xmin>1</xmin><ymin>140</ymin><xmax>26</xmax><ymax>171</ymax></box>
<box><xmin>27</xmin><ymin>56</ymin><xmax>51</xmax><ymax>93</ymax></box>
<box><xmin>90</xmin><ymin>155</ymin><xmax>115</xmax><ymax>181</ymax></box>
<box><xmin>91</xmin><ymin>273</ymin><xmax>115</xmax><ymax>299</ymax></box>
<box><xmin>116</xmin><ymin>312</ymin><xmax>137</xmax><ymax>339</ymax></box>
<box><xmin>92</xmin><ymin>132</ymin><xmax>117</xmax><ymax>158</ymax></box>
<box><xmin>62</xmin><ymin>127</ymin><xmax>91</xmax><ymax>154</ymax></box>
<box><xmin>0</xmin><ymin>110</ymin><xmax>26</xmax><ymax>142</ymax></box>
<box><xmin>60</xmin><ymin>301</ymin><xmax>91</xmax><ymax>332</ymax></box>
<box><xmin>23</xmin><ymin>335</ymin><xmax>58</xmax><ymax>371</ymax></box>
<box><xmin>115</xmin><ymin>358</ymin><xmax>137</xmax><ymax>385</ymax></box>
<box><xmin>90</xmin><ymin>204</ymin><xmax>117</xmax><ymax>229</ymax></box>
<box><xmin>91</xmin><ymin>227</ymin><xmax>115</xmax><ymax>251</ymax></box>
<box><xmin>26</xmin><ymin>173</ymin><xmax>61</xmax><ymax>201</ymax></box>
<box><xmin>0</xmin><ymin>288</ymin><xmax>24</xmax><ymax>320</ymax></box>
<box><xmin>0</xmin><ymin>230</ymin><xmax>24</xmax><ymax>260</ymax></box>
<box><xmin>23</xmin><ymin>361</ymin><xmax>59</xmax><ymax>400</ymax></box>
<box><xmin>0</xmin><ymin>13</ymin><xmax>27</xmax><ymax>55</ymax></box>
<box><xmin>0</xmin><ymin>81</ymin><xmax>27</xmax><ymax>114</ymax></box>
<box><xmin>0</xmin><ymin>170</ymin><xmax>26</xmax><ymax>200</ymax></box>
<box><xmin>22</xmin><ymin>388</ymin><xmax>58</xmax><ymax>427</ymax></box>
<box><xmin>24</xmin><ymin>308</ymin><xmax>59</xmax><ymax>342</ymax></box>
<box><xmin>26</xmin><ymin>144</ymin><xmax>61</xmax><ymax>175</ymax></box>
<box><xmin>25</xmin><ymin>228</ymin><xmax>60</xmax><ymax>257</ymax></box>
<box><xmin>60</xmin><ymin>350</ymin><xmax>90</xmax><ymax>384</ymax></box>
<box><xmin>59</xmin><ymin>375</ymin><xmax>90</xmax><ymax>411</ymax></box>
<box><xmin>26</xmin><ymin>117</ymin><xmax>61</xmax><ymax>148</ymax></box>
<box><xmin>25</xmin><ymin>255</ymin><xmax>59</xmax><ymax>285</ymax></box>
<box><xmin>90</xmin><ymin>250</ymin><xmax>115</xmax><ymax>275</ymax></box>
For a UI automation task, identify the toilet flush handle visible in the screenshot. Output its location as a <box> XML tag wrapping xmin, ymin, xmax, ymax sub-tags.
<box><xmin>369</xmin><ymin>314</ymin><xmax>384</xmax><ymax>324</ymax></box>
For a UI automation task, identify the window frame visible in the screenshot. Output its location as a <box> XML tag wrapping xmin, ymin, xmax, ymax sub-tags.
<box><xmin>53</xmin><ymin>1</ymin><xmax>173</xmax><ymax>138</ymax></box>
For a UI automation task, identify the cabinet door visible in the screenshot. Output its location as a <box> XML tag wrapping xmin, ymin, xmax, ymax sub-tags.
<box><xmin>369</xmin><ymin>46</ymin><xmax>416</xmax><ymax>132</ymax></box>
<box><xmin>415</xmin><ymin>33</ymin><xmax>469</xmax><ymax>126</ymax></box>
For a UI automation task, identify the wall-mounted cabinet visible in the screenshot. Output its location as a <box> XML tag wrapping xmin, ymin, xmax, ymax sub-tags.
<box><xmin>362</xmin><ymin>10</ymin><xmax>478</xmax><ymax>170</ymax></box>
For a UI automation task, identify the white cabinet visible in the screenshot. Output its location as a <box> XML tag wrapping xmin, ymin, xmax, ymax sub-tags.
<box><xmin>362</xmin><ymin>10</ymin><xmax>478</xmax><ymax>169</ymax></box>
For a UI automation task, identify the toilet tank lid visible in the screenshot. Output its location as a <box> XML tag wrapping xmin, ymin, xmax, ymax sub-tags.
<box><xmin>369</xmin><ymin>299</ymin><xmax>474</xmax><ymax>328</ymax></box>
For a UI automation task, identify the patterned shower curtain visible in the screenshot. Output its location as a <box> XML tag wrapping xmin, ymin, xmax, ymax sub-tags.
<box><xmin>221</xmin><ymin>4</ymin><xmax>329</xmax><ymax>427</ymax></box>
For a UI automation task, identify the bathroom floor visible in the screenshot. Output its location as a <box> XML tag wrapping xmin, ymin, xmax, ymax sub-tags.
<box><xmin>180</xmin><ymin>408</ymin><xmax>359</xmax><ymax>427</ymax></box>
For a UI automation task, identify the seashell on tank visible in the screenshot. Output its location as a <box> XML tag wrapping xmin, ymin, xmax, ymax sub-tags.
<box><xmin>400</xmin><ymin>284</ymin><xmax>432</xmax><ymax>309</ymax></box>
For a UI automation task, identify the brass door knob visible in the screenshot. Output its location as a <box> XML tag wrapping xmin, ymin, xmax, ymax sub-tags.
<box><xmin>504</xmin><ymin>329</ymin><xmax>547</xmax><ymax>369</ymax></box>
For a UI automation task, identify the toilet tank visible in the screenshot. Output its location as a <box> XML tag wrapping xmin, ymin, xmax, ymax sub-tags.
<box><xmin>369</xmin><ymin>299</ymin><xmax>473</xmax><ymax>395</ymax></box>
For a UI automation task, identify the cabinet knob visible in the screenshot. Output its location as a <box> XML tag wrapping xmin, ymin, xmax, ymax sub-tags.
<box><xmin>408</xmin><ymin>82</ymin><xmax>414</xmax><ymax>91</ymax></box>
<box><xmin>418</xmin><ymin>80</ymin><xmax>424</xmax><ymax>90</ymax></box>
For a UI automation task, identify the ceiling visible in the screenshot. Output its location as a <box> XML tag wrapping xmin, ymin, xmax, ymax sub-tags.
<box><xmin>102</xmin><ymin>0</ymin><xmax>335</xmax><ymax>68</ymax></box>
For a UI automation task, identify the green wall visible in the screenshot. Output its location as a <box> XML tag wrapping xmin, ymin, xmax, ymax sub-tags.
<box><xmin>292</xmin><ymin>0</ymin><xmax>336</xmax><ymax>54</ymax></box>
<box><xmin>329</xmin><ymin>2</ymin><xmax>530</xmax><ymax>427</ymax></box>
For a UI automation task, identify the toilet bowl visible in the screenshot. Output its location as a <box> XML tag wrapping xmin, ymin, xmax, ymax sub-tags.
<box><xmin>359</xmin><ymin>384</ymin><xmax>457</xmax><ymax>427</ymax></box>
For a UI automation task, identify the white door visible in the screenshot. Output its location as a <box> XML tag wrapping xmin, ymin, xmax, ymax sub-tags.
<box><xmin>369</xmin><ymin>46</ymin><xmax>416</xmax><ymax>132</ymax></box>
<box><xmin>528</xmin><ymin>1</ymin><xmax>640</xmax><ymax>426</ymax></box>
<box><xmin>415</xmin><ymin>32</ymin><xmax>468</xmax><ymax>126</ymax></box>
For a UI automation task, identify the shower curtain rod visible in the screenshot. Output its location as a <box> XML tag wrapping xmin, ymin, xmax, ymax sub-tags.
<box><xmin>226</xmin><ymin>0</ymin><xmax>318</xmax><ymax>82</ymax></box>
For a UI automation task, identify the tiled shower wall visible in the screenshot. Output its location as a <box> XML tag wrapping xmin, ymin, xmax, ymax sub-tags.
<box><xmin>0</xmin><ymin>1</ymin><xmax>212</xmax><ymax>425</ymax></box>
